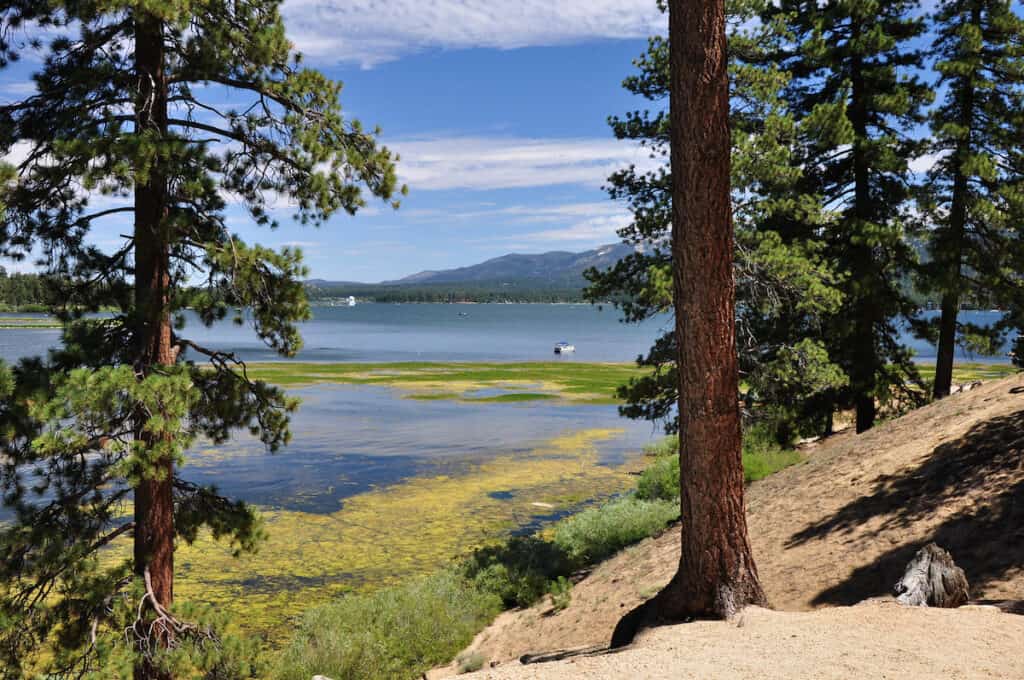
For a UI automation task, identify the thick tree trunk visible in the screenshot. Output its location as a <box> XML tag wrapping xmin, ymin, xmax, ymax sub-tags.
<box><xmin>849</xmin><ymin>39</ymin><xmax>878</xmax><ymax>434</ymax></box>
<box><xmin>611</xmin><ymin>0</ymin><xmax>765</xmax><ymax>647</ymax></box>
<box><xmin>133</xmin><ymin>13</ymin><xmax>174</xmax><ymax>680</ymax></box>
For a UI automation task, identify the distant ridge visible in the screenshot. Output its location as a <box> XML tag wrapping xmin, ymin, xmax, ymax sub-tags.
<box><xmin>383</xmin><ymin>242</ymin><xmax>635</xmax><ymax>287</ymax></box>
<box><xmin>305</xmin><ymin>243</ymin><xmax>636</xmax><ymax>303</ymax></box>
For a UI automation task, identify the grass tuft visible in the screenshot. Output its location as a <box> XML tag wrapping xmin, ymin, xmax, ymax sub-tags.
<box><xmin>551</xmin><ymin>496</ymin><xmax>678</xmax><ymax>565</ymax></box>
<box><xmin>274</xmin><ymin>571</ymin><xmax>501</xmax><ymax>680</ymax></box>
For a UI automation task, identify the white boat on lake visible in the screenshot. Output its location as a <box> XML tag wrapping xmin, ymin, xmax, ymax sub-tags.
<box><xmin>554</xmin><ymin>341</ymin><xmax>575</xmax><ymax>354</ymax></box>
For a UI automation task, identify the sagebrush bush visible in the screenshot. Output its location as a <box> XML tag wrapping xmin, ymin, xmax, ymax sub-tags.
<box><xmin>548</xmin><ymin>576</ymin><xmax>573</xmax><ymax>612</ymax></box>
<box><xmin>634</xmin><ymin>428</ymin><xmax>803</xmax><ymax>494</ymax></box>
<box><xmin>462</xmin><ymin>536</ymin><xmax>573</xmax><ymax>608</ymax></box>
<box><xmin>273</xmin><ymin>571</ymin><xmax>501</xmax><ymax>680</ymax></box>
<box><xmin>551</xmin><ymin>497</ymin><xmax>679</xmax><ymax>565</ymax></box>
<box><xmin>456</xmin><ymin>651</ymin><xmax>486</xmax><ymax>674</ymax></box>
<box><xmin>741</xmin><ymin>423</ymin><xmax>804</xmax><ymax>483</ymax></box>
<box><xmin>636</xmin><ymin>453</ymin><xmax>679</xmax><ymax>501</ymax></box>
<box><xmin>462</xmin><ymin>497</ymin><xmax>678</xmax><ymax>610</ymax></box>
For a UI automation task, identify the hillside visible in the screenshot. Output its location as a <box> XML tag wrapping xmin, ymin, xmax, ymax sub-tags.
<box><xmin>385</xmin><ymin>243</ymin><xmax>634</xmax><ymax>287</ymax></box>
<box><xmin>304</xmin><ymin>243</ymin><xmax>635</xmax><ymax>302</ymax></box>
<box><xmin>437</xmin><ymin>373</ymin><xmax>1024</xmax><ymax>678</ymax></box>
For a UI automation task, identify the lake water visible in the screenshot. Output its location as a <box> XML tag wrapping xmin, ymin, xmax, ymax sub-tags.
<box><xmin>185</xmin><ymin>383</ymin><xmax>657</xmax><ymax>515</ymax></box>
<box><xmin>0</xmin><ymin>303</ymin><xmax>671</xmax><ymax>364</ymax></box>
<box><xmin>0</xmin><ymin>304</ymin><xmax>1012</xmax><ymax>366</ymax></box>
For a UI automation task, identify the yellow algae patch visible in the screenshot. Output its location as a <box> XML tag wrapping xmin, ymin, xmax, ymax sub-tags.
<box><xmin>169</xmin><ymin>428</ymin><xmax>636</xmax><ymax>643</ymax></box>
<box><xmin>245</xmin><ymin>362</ymin><xmax>648</xmax><ymax>405</ymax></box>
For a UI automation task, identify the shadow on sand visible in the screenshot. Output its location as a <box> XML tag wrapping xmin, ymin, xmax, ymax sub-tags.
<box><xmin>787</xmin><ymin>402</ymin><xmax>1024</xmax><ymax>607</ymax></box>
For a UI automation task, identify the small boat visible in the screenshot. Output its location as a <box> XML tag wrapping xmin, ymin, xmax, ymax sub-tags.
<box><xmin>347</xmin><ymin>296</ymin><xmax>356</xmax><ymax>307</ymax></box>
<box><xmin>553</xmin><ymin>341</ymin><xmax>575</xmax><ymax>354</ymax></box>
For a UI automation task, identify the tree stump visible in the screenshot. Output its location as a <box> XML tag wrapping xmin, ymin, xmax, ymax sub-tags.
<box><xmin>894</xmin><ymin>543</ymin><xmax>969</xmax><ymax>608</ymax></box>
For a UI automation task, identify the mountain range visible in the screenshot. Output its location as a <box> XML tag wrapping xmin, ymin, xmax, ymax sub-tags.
<box><xmin>305</xmin><ymin>242</ymin><xmax>635</xmax><ymax>301</ymax></box>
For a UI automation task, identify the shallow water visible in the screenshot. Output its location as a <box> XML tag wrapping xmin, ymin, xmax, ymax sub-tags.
<box><xmin>182</xmin><ymin>383</ymin><xmax>656</xmax><ymax>514</ymax></box>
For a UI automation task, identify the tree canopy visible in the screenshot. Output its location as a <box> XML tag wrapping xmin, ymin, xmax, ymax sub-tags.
<box><xmin>0</xmin><ymin>1</ymin><xmax>400</xmax><ymax>677</ymax></box>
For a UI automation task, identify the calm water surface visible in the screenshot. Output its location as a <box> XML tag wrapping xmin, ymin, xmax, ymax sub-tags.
<box><xmin>0</xmin><ymin>305</ymin><xmax>1012</xmax><ymax>365</ymax></box>
<box><xmin>0</xmin><ymin>303</ymin><xmax>670</xmax><ymax>364</ymax></box>
<box><xmin>0</xmin><ymin>305</ymin><xmax>1011</xmax><ymax>517</ymax></box>
<box><xmin>0</xmin><ymin>305</ymin><xmax>666</xmax><ymax>523</ymax></box>
<box><xmin>184</xmin><ymin>383</ymin><xmax>657</xmax><ymax>514</ymax></box>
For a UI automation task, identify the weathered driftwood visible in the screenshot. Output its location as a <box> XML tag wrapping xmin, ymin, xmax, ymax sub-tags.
<box><xmin>894</xmin><ymin>543</ymin><xmax>969</xmax><ymax>608</ymax></box>
<box><xmin>520</xmin><ymin>644</ymin><xmax>614</xmax><ymax>665</ymax></box>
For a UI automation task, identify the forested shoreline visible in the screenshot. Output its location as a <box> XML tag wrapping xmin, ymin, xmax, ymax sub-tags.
<box><xmin>0</xmin><ymin>269</ymin><xmax>1008</xmax><ymax>308</ymax></box>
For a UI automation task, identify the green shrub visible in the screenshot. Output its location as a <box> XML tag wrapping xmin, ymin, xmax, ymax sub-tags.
<box><xmin>636</xmin><ymin>453</ymin><xmax>679</xmax><ymax>501</ymax></box>
<box><xmin>641</xmin><ymin>436</ymin><xmax>678</xmax><ymax>459</ymax></box>
<box><xmin>456</xmin><ymin>651</ymin><xmax>486</xmax><ymax>674</ymax></box>
<box><xmin>634</xmin><ymin>430</ymin><xmax>802</xmax><ymax>492</ymax></box>
<box><xmin>462</xmin><ymin>536</ymin><xmax>573</xmax><ymax>608</ymax></box>
<box><xmin>274</xmin><ymin>571</ymin><xmax>501</xmax><ymax>680</ymax></box>
<box><xmin>551</xmin><ymin>497</ymin><xmax>678</xmax><ymax>565</ymax></box>
<box><xmin>462</xmin><ymin>497</ymin><xmax>678</xmax><ymax>611</ymax></box>
<box><xmin>741</xmin><ymin>423</ymin><xmax>804</xmax><ymax>483</ymax></box>
<box><xmin>742</xmin><ymin>446</ymin><xmax>803</xmax><ymax>482</ymax></box>
<box><xmin>548</xmin><ymin>576</ymin><xmax>573</xmax><ymax>612</ymax></box>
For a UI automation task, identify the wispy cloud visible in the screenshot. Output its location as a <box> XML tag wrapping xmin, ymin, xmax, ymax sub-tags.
<box><xmin>282</xmin><ymin>0</ymin><xmax>664</xmax><ymax>67</ymax></box>
<box><xmin>909</xmin><ymin>151</ymin><xmax>948</xmax><ymax>175</ymax></box>
<box><xmin>393</xmin><ymin>136</ymin><xmax>661</xmax><ymax>191</ymax></box>
<box><xmin>515</xmin><ymin>214</ymin><xmax>628</xmax><ymax>243</ymax></box>
<box><xmin>439</xmin><ymin>200</ymin><xmax>632</xmax><ymax>248</ymax></box>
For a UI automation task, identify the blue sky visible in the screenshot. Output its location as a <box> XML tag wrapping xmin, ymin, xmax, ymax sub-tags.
<box><xmin>0</xmin><ymin>1</ymin><xmax>668</xmax><ymax>282</ymax></box>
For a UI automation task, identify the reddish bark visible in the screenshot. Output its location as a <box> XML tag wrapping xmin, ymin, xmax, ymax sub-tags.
<box><xmin>611</xmin><ymin>0</ymin><xmax>766</xmax><ymax>646</ymax></box>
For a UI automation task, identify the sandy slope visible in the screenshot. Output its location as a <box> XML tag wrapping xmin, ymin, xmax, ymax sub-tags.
<box><xmin>462</xmin><ymin>602</ymin><xmax>1024</xmax><ymax>680</ymax></box>
<box><xmin>433</xmin><ymin>373</ymin><xmax>1024</xmax><ymax>677</ymax></box>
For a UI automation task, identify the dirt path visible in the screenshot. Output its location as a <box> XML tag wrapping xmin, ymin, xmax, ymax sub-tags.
<box><xmin>462</xmin><ymin>602</ymin><xmax>1024</xmax><ymax>679</ymax></box>
<box><xmin>433</xmin><ymin>374</ymin><xmax>1024</xmax><ymax>676</ymax></box>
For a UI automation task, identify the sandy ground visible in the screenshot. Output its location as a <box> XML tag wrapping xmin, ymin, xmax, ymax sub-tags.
<box><xmin>462</xmin><ymin>602</ymin><xmax>1024</xmax><ymax>679</ymax></box>
<box><xmin>431</xmin><ymin>374</ymin><xmax>1024</xmax><ymax>677</ymax></box>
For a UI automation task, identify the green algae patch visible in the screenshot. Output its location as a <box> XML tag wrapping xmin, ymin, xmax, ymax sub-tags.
<box><xmin>245</xmin><ymin>361</ymin><xmax>647</xmax><ymax>404</ymax></box>
<box><xmin>915</xmin><ymin>361</ymin><xmax>1018</xmax><ymax>383</ymax></box>
<box><xmin>0</xmin><ymin>316</ymin><xmax>62</xmax><ymax>328</ymax></box>
<box><xmin>467</xmin><ymin>392</ymin><xmax>559</xmax><ymax>403</ymax></box>
<box><xmin>404</xmin><ymin>392</ymin><xmax>462</xmax><ymax>401</ymax></box>
<box><xmin>160</xmin><ymin>428</ymin><xmax>638</xmax><ymax>644</ymax></box>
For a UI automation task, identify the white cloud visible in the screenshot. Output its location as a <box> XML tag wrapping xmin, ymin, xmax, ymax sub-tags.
<box><xmin>3</xmin><ymin>140</ymin><xmax>35</xmax><ymax>168</ymax></box>
<box><xmin>450</xmin><ymin>200</ymin><xmax>633</xmax><ymax>247</ymax></box>
<box><xmin>516</xmin><ymin>214</ymin><xmax>628</xmax><ymax>243</ymax></box>
<box><xmin>909</xmin><ymin>151</ymin><xmax>949</xmax><ymax>175</ymax></box>
<box><xmin>393</xmin><ymin>136</ymin><xmax>662</xmax><ymax>191</ymax></box>
<box><xmin>282</xmin><ymin>0</ymin><xmax>665</xmax><ymax>67</ymax></box>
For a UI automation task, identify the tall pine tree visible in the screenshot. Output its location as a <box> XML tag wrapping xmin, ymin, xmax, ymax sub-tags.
<box><xmin>916</xmin><ymin>0</ymin><xmax>1024</xmax><ymax>397</ymax></box>
<box><xmin>766</xmin><ymin>0</ymin><xmax>932</xmax><ymax>432</ymax></box>
<box><xmin>613</xmin><ymin>0</ymin><xmax>766</xmax><ymax>644</ymax></box>
<box><xmin>586</xmin><ymin>0</ymin><xmax>846</xmax><ymax>441</ymax></box>
<box><xmin>0</xmin><ymin>2</ymin><xmax>399</xmax><ymax>677</ymax></box>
